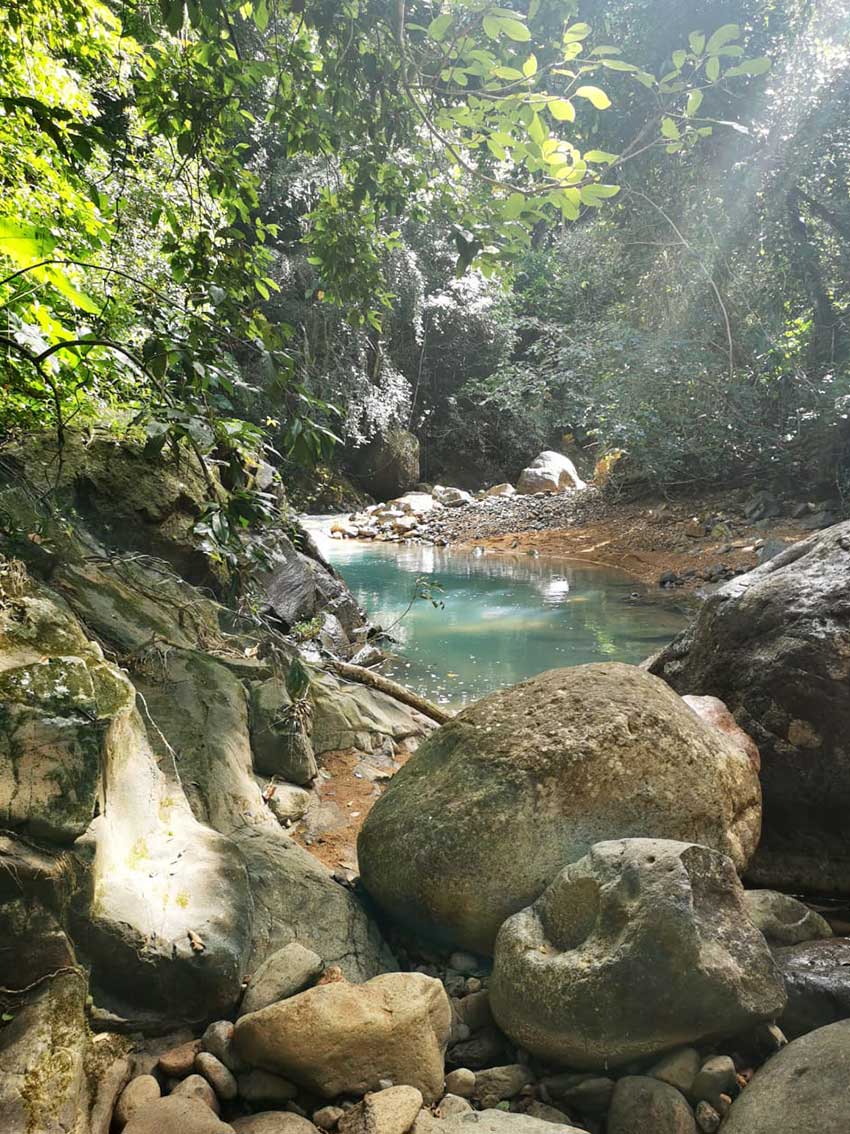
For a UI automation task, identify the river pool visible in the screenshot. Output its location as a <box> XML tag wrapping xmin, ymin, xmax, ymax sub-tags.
<box><xmin>305</xmin><ymin>518</ymin><xmax>689</xmax><ymax>707</ymax></box>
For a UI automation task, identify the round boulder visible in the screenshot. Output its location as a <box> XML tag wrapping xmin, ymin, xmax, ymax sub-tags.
<box><xmin>720</xmin><ymin>1019</ymin><xmax>850</xmax><ymax>1133</ymax></box>
<box><xmin>489</xmin><ymin>839</ymin><xmax>786</xmax><ymax>1069</ymax></box>
<box><xmin>358</xmin><ymin>664</ymin><xmax>761</xmax><ymax>952</ymax></box>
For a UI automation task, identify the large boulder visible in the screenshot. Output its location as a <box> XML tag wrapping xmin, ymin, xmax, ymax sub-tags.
<box><xmin>350</xmin><ymin>429</ymin><xmax>420</xmax><ymax>501</ymax></box>
<box><xmin>435</xmin><ymin>1113</ymin><xmax>587</xmax><ymax>1134</ymax></box>
<box><xmin>773</xmin><ymin>938</ymin><xmax>850</xmax><ymax>1038</ymax></box>
<box><xmin>516</xmin><ymin>452</ymin><xmax>585</xmax><ymax>494</ymax></box>
<box><xmin>489</xmin><ymin>839</ymin><xmax>786</xmax><ymax>1069</ymax></box>
<box><xmin>650</xmin><ymin>523</ymin><xmax>850</xmax><ymax>894</ymax></box>
<box><xmin>720</xmin><ymin>1019</ymin><xmax>850</xmax><ymax>1133</ymax></box>
<box><xmin>233</xmin><ymin>973</ymin><xmax>451</xmax><ymax>1102</ymax></box>
<box><xmin>358</xmin><ymin>663</ymin><xmax>761</xmax><ymax>953</ymax></box>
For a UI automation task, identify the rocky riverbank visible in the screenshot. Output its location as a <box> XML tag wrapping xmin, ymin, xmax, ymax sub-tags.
<box><xmin>330</xmin><ymin>483</ymin><xmax>830</xmax><ymax>593</ymax></box>
<box><xmin>3</xmin><ymin>431</ymin><xmax>850</xmax><ymax>1132</ymax></box>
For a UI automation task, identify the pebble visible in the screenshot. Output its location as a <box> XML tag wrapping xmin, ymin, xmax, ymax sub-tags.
<box><xmin>453</xmin><ymin>990</ymin><xmax>493</xmax><ymax>1031</ymax></box>
<box><xmin>195</xmin><ymin>1051</ymin><xmax>238</xmax><ymax>1101</ymax></box>
<box><xmin>695</xmin><ymin>1100</ymin><xmax>721</xmax><ymax>1133</ymax></box>
<box><xmin>171</xmin><ymin>1073</ymin><xmax>220</xmax><ymax>1113</ymax></box>
<box><xmin>444</xmin><ymin>1068</ymin><xmax>476</xmax><ymax>1099</ymax></box>
<box><xmin>202</xmin><ymin>1019</ymin><xmax>245</xmax><ymax>1073</ymax></box>
<box><xmin>314</xmin><ymin>1106</ymin><xmax>346</xmax><ymax>1131</ymax></box>
<box><xmin>691</xmin><ymin>1055</ymin><xmax>737</xmax><ymax>1107</ymax></box>
<box><xmin>437</xmin><ymin>1094</ymin><xmax>474</xmax><ymax>1118</ymax></box>
<box><xmin>158</xmin><ymin>1040</ymin><xmax>202</xmax><ymax>1079</ymax></box>
<box><xmin>648</xmin><ymin>1048</ymin><xmax>701</xmax><ymax>1095</ymax></box>
<box><xmin>115</xmin><ymin>1075</ymin><xmax>161</xmax><ymax>1127</ymax></box>
<box><xmin>474</xmin><ymin>1065</ymin><xmax>534</xmax><ymax>1109</ymax></box>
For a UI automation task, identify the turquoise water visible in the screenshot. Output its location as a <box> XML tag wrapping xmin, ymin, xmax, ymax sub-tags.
<box><xmin>306</xmin><ymin>519</ymin><xmax>688</xmax><ymax>707</ymax></box>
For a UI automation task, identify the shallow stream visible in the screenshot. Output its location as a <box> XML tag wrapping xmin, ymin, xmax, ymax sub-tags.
<box><xmin>305</xmin><ymin>518</ymin><xmax>689</xmax><ymax>707</ymax></box>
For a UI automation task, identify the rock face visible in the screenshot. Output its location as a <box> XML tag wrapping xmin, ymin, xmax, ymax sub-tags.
<box><xmin>489</xmin><ymin>839</ymin><xmax>786</xmax><ymax>1069</ymax></box>
<box><xmin>358</xmin><ymin>664</ymin><xmax>761</xmax><ymax>952</ymax></box>
<box><xmin>650</xmin><ymin>523</ymin><xmax>850</xmax><ymax>893</ymax></box>
<box><xmin>773</xmin><ymin>938</ymin><xmax>850</xmax><ymax>1038</ymax></box>
<box><xmin>0</xmin><ymin>970</ymin><xmax>92</xmax><ymax>1134</ymax></box>
<box><xmin>516</xmin><ymin>452</ymin><xmax>585</xmax><ymax>494</ymax></box>
<box><xmin>350</xmin><ymin>429</ymin><xmax>420</xmax><ymax>501</ymax></box>
<box><xmin>720</xmin><ymin>1019</ymin><xmax>850</xmax><ymax>1133</ymax></box>
<box><xmin>233</xmin><ymin>973</ymin><xmax>451</xmax><ymax>1103</ymax></box>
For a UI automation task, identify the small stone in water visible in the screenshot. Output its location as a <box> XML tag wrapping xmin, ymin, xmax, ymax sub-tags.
<box><xmin>695</xmin><ymin>1100</ymin><xmax>721</xmax><ymax>1133</ymax></box>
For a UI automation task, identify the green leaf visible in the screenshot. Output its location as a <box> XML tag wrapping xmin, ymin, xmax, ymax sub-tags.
<box><xmin>724</xmin><ymin>57</ymin><xmax>771</xmax><ymax>77</ymax></box>
<box><xmin>501</xmin><ymin>17</ymin><xmax>531</xmax><ymax>42</ymax></box>
<box><xmin>0</xmin><ymin>218</ymin><xmax>57</xmax><ymax>264</ymax></box>
<box><xmin>686</xmin><ymin>89</ymin><xmax>704</xmax><ymax>115</ymax></box>
<box><xmin>661</xmin><ymin>116</ymin><xmax>681</xmax><ymax>140</ymax></box>
<box><xmin>492</xmin><ymin>66</ymin><xmax>524</xmax><ymax>80</ymax></box>
<box><xmin>482</xmin><ymin>14</ymin><xmax>501</xmax><ymax>40</ymax></box>
<box><xmin>503</xmin><ymin>192</ymin><xmax>526</xmax><ymax>220</ymax></box>
<box><xmin>547</xmin><ymin>98</ymin><xmax>575</xmax><ymax>122</ymax></box>
<box><xmin>42</xmin><ymin>267</ymin><xmax>99</xmax><ymax>314</ymax></box>
<box><xmin>523</xmin><ymin>53</ymin><xmax>538</xmax><ymax>78</ymax></box>
<box><xmin>575</xmin><ymin>85</ymin><xmax>611</xmax><ymax>110</ymax></box>
<box><xmin>600</xmin><ymin>59</ymin><xmax>638</xmax><ymax>72</ymax></box>
<box><xmin>689</xmin><ymin>31</ymin><xmax>706</xmax><ymax>54</ymax></box>
<box><xmin>706</xmin><ymin>55</ymin><xmax>721</xmax><ymax>81</ymax></box>
<box><xmin>256</xmin><ymin>279</ymin><xmax>270</xmax><ymax>300</ymax></box>
<box><xmin>584</xmin><ymin>149</ymin><xmax>618</xmax><ymax>163</ymax></box>
<box><xmin>672</xmin><ymin>49</ymin><xmax>686</xmax><ymax>69</ymax></box>
<box><xmin>528</xmin><ymin>113</ymin><xmax>546</xmax><ymax>144</ymax></box>
<box><xmin>706</xmin><ymin>23</ymin><xmax>740</xmax><ymax>53</ymax></box>
<box><xmin>563</xmin><ymin>21</ymin><xmax>591</xmax><ymax>43</ymax></box>
<box><xmin>254</xmin><ymin>0</ymin><xmax>268</xmax><ymax>32</ymax></box>
<box><xmin>428</xmin><ymin>13</ymin><xmax>452</xmax><ymax>42</ymax></box>
<box><xmin>580</xmin><ymin>183</ymin><xmax>620</xmax><ymax>206</ymax></box>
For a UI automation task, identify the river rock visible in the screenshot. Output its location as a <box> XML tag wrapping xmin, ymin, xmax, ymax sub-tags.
<box><xmin>239</xmin><ymin>942</ymin><xmax>324</xmax><ymax>1016</ymax></box>
<box><xmin>261</xmin><ymin>781</ymin><xmax>312</xmax><ymax>826</ymax></box>
<box><xmin>350</xmin><ymin>429</ymin><xmax>420</xmax><ymax>500</ymax></box>
<box><xmin>123</xmin><ymin>1096</ymin><xmax>234</xmax><ymax>1133</ymax></box>
<box><xmin>159</xmin><ymin>1039</ymin><xmax>203</xmax><ymax>1077</ymax></box>
<box><xmin>690</xmin><ymin>1056</ymin><xmax>736</xmax><ymax>1108</ymax></box>
<box><xmin>232</xmin><ymin>1117</ymin><xmax>320</xmax><ymax>1134</ymax></box>
<box><xmin>650</xmin><ymin>522</ymin><xmax>850</xmax><ymax>894</ymax></box>
<box><xmin>339</xmin><ymin>1086</ymin><xmax>424</xmax><ymax>1134</ymax></box>
<box><xmin>434</xmin><ymin>1111</ymin><xmax>588</xmax><ymax>1134</ymax></box>
<box><xmin>489</xmin><ymin>839</ymin><xmax>786</xmax><ymax>1069</ymax></box>
<box><xmin>473</xmin><ymin>1065</ymin><xmax>533</xmax><ymax>1108</ymax></box>
<box><xmin>743</xmin><ymin>889</ymin><xmax>833</xmax><ymax>945</ymax></box>
<box><xmin>234</xmin><ymin>972</ymin><xmax>451</xmax><ymax>1102</ymax></box>
<box><xmin>358</xmin><ymin>663</ymin><xmax>762</xmax><ymax>952</ymax></box>
<box><xmin>172</xmin><ymin>1074</ymin><xmax>221</xmax><ymax>1113</ymax></box>
<box><xmin>484</xmin><ymin>484</ymin><xmax>515</xmax><ymax>497</ymax></box>
<box><xmin>607</xmin><ymin>1077</ymin><xmax>697</xmax><ymax>1134</ymax></box>
<box><xmin>720</xmin><ymin>1018</ymin><xmax>850</xmax><ymax>1132</ymax></box>
<box><xmin>444</xmin><ymin>1070</ymin><xmax>476</xmax><ymax>1099</ymax></box>
<box><xmin>648</xmin><ymin>1048</ymin><xmax>701</xmax><ymax>1095</ymax></box>
<box><xmin>115</xmin><ymin>1075</ymin><xmax>162</xmax><ymax>1126</ymax></box>
<box><xmin>516</xmin><ymin>452</ymin><xmax>585</xmax><ymax>494</ymax></box>
<box><xmin>773</xmin><ymin>937</ymin><xmax>850</xmax><ymax>1037</ymax></box>
<box><xmin>196</xmin><ymin>1051</ymin><xmax>238</xmax><ymax>1100</ymax></box>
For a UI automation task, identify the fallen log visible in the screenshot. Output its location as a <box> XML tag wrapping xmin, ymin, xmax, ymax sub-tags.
<box><xmin>329</xmin><ymin>660</ymin><xmax>453</xmax><ymax>725</ymax></box>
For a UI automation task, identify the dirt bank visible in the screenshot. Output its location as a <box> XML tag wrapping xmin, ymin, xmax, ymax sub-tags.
<box><xmin>452</xmin><ymin>488</ymin><xmax>822</xmax><ymax>593</ymax></box>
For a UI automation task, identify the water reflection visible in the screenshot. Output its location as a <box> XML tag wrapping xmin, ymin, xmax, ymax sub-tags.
<box><xmin>304</xmin><ymin>517</ymin><xmax>688</xmax><ymax>707</ymax></box>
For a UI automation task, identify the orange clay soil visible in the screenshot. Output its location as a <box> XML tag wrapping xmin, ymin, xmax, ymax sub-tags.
<box><xmin>457</xmin><ymin>491</ymin><xmax>809</xmax><ymax>591</ymax></box>
<box><xmin>290</xmin><ymin>746</ymin><xmax>413</xmax><ymax>873</ymax></box>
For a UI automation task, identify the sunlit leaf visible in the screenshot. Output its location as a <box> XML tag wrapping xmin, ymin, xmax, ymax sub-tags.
<box><xmin>575</xmin><ymin>85</ymin><xmax>611</xmax><ymax>109</ymax></box>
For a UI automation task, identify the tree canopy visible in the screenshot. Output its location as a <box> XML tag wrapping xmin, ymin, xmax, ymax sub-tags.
<box><xmin>2</xmin><ymin>0</ymin><xmax>848</xmax><ymax>511</ymax></box>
